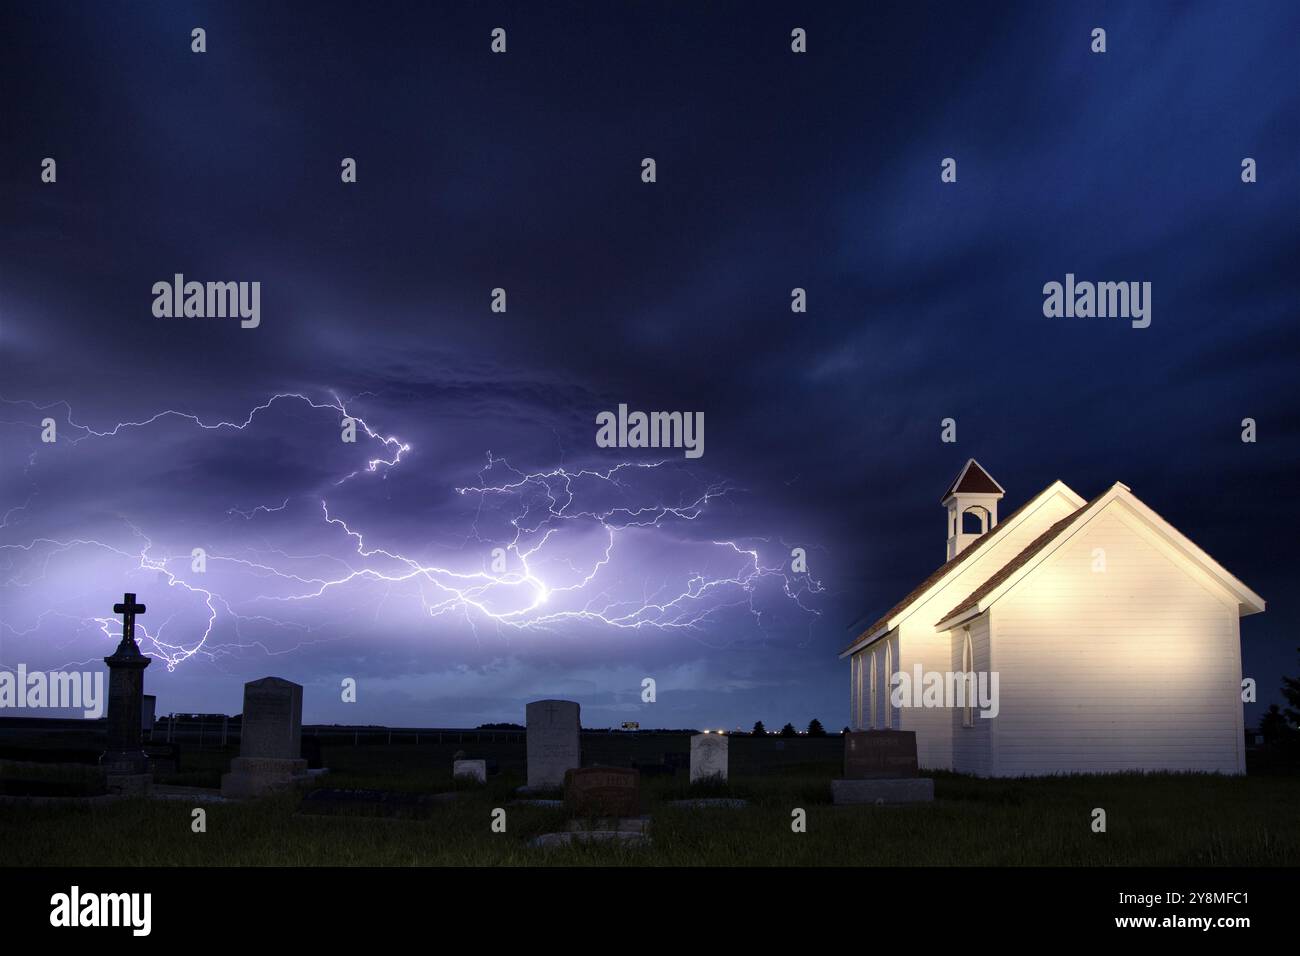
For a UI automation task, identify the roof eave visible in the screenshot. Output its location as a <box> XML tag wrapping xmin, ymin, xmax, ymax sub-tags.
<box><xmin>838</xmin><ymin>625</ymin><xmax>891</xmax><ymax>659</ymax></box>
<box><xmin>935</xmin><ymin>606</ymin><xmax>983</xmax><ymax>632</ymax></box>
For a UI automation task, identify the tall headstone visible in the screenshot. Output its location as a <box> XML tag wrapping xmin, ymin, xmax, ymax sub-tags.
<box><xmin>833</xmin><ymin>730</ymin><xmax>933</xmax><ymax>804</ymax></box>
<box><xmin>689</xmin><ymin>733</ymin><xmax>728</xmax><ymax>783</ymax></box>
<box><xmin>100</xmin><ymin>592</ymin><xmax>152</xmax><ymax>794</ymax></box>
<box><xmin>141</xmin><ymin>694</ymin><xmax>157</xmax><ymax>734</ymax></box>
<box><xmin>564</xmin><ymin>766</ymin><xmax>640</xmax><ymax>818</ymax></box>
<box><xmin>220</xmin><ymin>677</ymin><xmax>308</xmax><ymax>798</ymax></box>
<box><xmin>843</xmin><ymin>730</ymin><xmax>919</xmax><ymax>779</ymax></box>
<box><xmin>239</xmin><ymin>677</ymin><xmax>303</xmax><ymax>758</ymax></box>
<box><xmin>525</xmin><ymin>699</ymin><xmax>580</xmax><ymax>790</ymax></box>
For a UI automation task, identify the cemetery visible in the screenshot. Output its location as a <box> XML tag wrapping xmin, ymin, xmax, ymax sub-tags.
<box><xmin>2</xmin><ymin>592</ymin><xmax>1298</xmax><ymax>866</ymax></box>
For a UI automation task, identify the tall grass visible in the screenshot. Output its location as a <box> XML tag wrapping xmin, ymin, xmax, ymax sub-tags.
<box><xmin>3</xmin><ymin>768</ymin><xmax>1296</xmax><ymax>866</ymax></box>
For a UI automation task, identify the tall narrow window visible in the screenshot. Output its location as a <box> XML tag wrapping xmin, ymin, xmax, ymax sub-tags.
<box><xmin>883</xmin><ymin>641</ymin><xmax>893</xmax><ymax>730</ymax></box>
<box><xmin>853</xmin><ymin>654</ymin><xmax>863</xmax><ymax>729</ymax></box>
<box><xmin>849</xmin><ymin>656</ymin><xmax>856</xmax><ymax>730</ymax></box>
<box><xmin>869</xmin><ymin>650</ymin><xmax>878</xmax><ymax>729</ymax></box>
<box><xmin>962</xmin><ymin>630</ymin><xmax>975</xmax><ymax>728</ymax></box>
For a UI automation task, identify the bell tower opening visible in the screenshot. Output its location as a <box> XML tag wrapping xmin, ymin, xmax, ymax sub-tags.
<box><xmin>942</xmin><ymin>459</ymin><xmax>1005</xmax><ymax>560</ymax></box>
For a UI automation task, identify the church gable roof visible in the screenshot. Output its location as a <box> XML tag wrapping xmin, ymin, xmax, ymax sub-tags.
<box><xmin>934</xmin><ymin>483</ymin><xmax>1266</xmax><ymax>629</ymax></box>
<box><xmin>840</xmin><ymin>479</ymin><xmax>1082</xmax><ymax>655</ymax></box>
<box><xmin>935</xmin><ymin>492</ymin><xmax>1106</xmax><ymax>627</ymax></box>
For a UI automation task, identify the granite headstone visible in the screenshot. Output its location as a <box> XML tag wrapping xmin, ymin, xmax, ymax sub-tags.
<box><xmin>563</xmin><ymin>766</ymin><xmax>640</xmax><ymax>818</ymax></box>
<box><xmin>843</xmin><ymin>730</ymin><xmax>919</xmax><ymax>779</ymax></box>
<box><xmin>689</xmin><ymin>733</ymin><xmax>728</xmax><ymax>783</ymax></box>
<box><xmin>220</xmin><ymin>677</ymin><xmax>308</xmax><ymax>798</ymax></box>
<box><xmin>525</xmin><ymin>699</ymin><xmax>580</xmax><ymax>790</ymax></box>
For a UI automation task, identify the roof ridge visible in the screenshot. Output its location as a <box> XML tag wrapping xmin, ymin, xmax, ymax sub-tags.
<box><xmin>934</xmin><ymin>487</ymin><xmax>1112</xmax><ymax>627</ymax></box>
<box><xmin>840</xmin><ymin>480</ymin><xmax>1061</xmax><ymax>654</ymax></box>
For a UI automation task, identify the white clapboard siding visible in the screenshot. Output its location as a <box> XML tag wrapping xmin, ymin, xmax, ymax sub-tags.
<box><xmin>898</xmin><ymin>626</ymin><xmax>952</xmax><ymax>767</ymax></box>
<box><xmin>891</xmin><ymin>487</ymin><xmax>1080</xmax><ymax>769</ymax></box>
<box><xmin>949</xmin><ymin>613</ymin><xmax>993</xmax><ymax>775</ymax></box>
<box><xmin>990</xmin><ymin>504</ymin><xmax>1243</xmax><ymax>776</ymax></box>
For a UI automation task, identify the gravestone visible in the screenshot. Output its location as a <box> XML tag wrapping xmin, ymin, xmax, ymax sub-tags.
<box><xmin>220</xmin><ymin>677</ymin><xmax>308</xmax><ymax>798</ymax></box>
<box><xmin>525</xmin><ymin>699</ymin><xmax>580</xmax><ymax>790</ymax></box>
<box><xmin>100</xmin><ymin>592</ymin><xmax>152</xmax><ymax>795</ymax></box>
<box><xmin>668</xmin><ymin>797</ymin><xmax>749</xmax><ymax>809</ymax></box>
<box><xmin>453</xmin><ymin>759</ymin><xmax>486</xmax><ymax>784</ymax></box>
<box><xmin>239</xmin><ymin>677</ymin><xmax>302</xmax><ymax>759</ymax></box>
<box><xmin>843</xmin><ymin>730</ymin><xmax>919</xmax><ymax>779</ymax></box>
<box><xmin>831</xmin><ymin>777</ymin><xmax>933</xmax><ymax>804</ymax></box>
<box><xmin>689</xmin><ymin>733</ymin><xmax>728</xmax><ymax>783</ymax></box>
<box><xmin>141</xmin><ymin>695</ymin><xmax>157</xmax><ymax>734</ymax></box>
<box><xmin>833</xmin><ymin>730</ymin><xmax>932</xmax><ymax>804</ymax></box>
<box><xmin>563</xmin><ymin>766</ymin><xmax>640</xmax><ymax>818</ymax></box>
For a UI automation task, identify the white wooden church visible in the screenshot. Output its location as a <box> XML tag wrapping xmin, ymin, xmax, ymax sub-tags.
<box><xmin>840</xmin><ymin>460</ymin><xmax>1265</xmax><ymax>776</ymax></box>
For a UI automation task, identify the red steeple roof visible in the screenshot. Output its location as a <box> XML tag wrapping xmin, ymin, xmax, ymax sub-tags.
<box><xmin>941</xmin><ymin>459</ymin><xmax>1005</xmax><ymax>502</ymax></box>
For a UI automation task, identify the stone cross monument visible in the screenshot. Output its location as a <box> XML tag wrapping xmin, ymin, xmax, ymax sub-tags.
<box><xmin>100</xmin><ymin>592</ymin><xmax>153</xmax><ymax>790</ymax></box>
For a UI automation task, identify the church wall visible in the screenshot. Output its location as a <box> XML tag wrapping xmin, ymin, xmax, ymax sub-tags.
<box><xmin>888</xmin><ymin>487</ymin><xmax>1079</xmax><ymax>771</ymax></box>
<box><xmin>950</xmin><ymin>614</ymin><xmax>993</xmax><ymax>775</ymax></box>
<box><xmin>990</xmin><ymin>504</ymin><xmax>1244</xmax><ymax>775</ymax></box>
<box><xmin>898</xmin><ymin>622</ymin><xmax>953</xmax><ymax>769</ymax></box>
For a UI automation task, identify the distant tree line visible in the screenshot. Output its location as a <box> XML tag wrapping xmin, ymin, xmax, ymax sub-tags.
<box><xmin>1257</xmin><ymin>647</ymin><xmax>1300</xmax><ymax>770</ymax></box>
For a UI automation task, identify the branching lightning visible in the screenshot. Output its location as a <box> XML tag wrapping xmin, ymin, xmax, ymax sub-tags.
<box><xmin>0</xmin><ymin>394</ymin><xmax>824</xmax><ymax>671</ymax></box>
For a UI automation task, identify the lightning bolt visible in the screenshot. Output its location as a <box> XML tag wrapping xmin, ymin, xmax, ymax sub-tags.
<box><xmin>0</xmin><ymin>393</ymin><xmax>824</xmax><ymax>671</ymax></box>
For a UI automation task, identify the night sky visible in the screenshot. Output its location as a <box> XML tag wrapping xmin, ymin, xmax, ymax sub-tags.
<box><xmin>2</xmin><ymin>2</ymin><xmax>1297</xmax><ymax>731</ymax></box>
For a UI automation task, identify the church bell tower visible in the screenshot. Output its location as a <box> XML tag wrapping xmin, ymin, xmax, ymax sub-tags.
<box><xmin>942</xmin><ymin>459</ymin><xmax>1005</xmax><ymax>560</ymax></box>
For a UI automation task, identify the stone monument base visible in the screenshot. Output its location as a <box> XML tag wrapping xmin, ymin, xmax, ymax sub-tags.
<box><xmin>530</xmin><ymin>816</ymin><xmax>652</xmax><ymax>848</ymax></box>
<box><xmin>104</xmin><ymin>773</ymin><xmax>152</xmax><ymax>797</ymax></box>
<box><xmin>567</xmin><ymin>816</ymin><xmax>650</xmax><ymax>834</ymax></box>
<box><xmin>831</xmin><ymin>778</ymin><xmax>934</xmax><ymax>805</ymax></box>
<box><xmin>221</xmin><ymin>756</ymin><xmax>309</xmax><ymax>798</ymax></box>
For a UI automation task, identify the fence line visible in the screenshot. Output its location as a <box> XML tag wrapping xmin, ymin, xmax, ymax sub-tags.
<box><xmin>154</xmin><ymin>718</ymin><xmax>528</xmax><ymax>749</ymax></box>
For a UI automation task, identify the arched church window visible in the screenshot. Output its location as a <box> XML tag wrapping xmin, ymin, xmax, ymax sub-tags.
<box><xmin>883</xmin><ymin>641</ymin><xmax>893</xmax><ymax>730</ymax></box>
<box><xmin>869</xmin><ymin>649</ymin><xmax>878</xmax><ymax>729</ymax></box>
<box><xmin>962</xmin><ymin>630</ymin><xmax>975</xmax><ymax>728</ymax></box>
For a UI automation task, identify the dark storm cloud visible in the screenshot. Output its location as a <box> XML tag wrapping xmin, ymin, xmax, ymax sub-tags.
<box><xmin>1</xmin><ymin>1</ymin><xmax>1296</xmax><ymax>728</ymax></box>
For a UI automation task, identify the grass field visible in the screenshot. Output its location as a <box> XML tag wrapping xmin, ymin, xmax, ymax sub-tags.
<box><xmin>2</xmin><ymin>743</ymin><xmax>1297</xmax><ymax>866</ymax></box>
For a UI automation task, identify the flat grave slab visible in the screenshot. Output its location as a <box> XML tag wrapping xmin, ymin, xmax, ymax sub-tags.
<box><xmin>529</xmin><ymin>830</ymin><xmax>650</xmax><ymax>849</ymax></box>
<box><xmin>298</xmin><ymin>787</ymin><xmax>461</xmax><ymax>819</ymax></box>
<box><xmin>667</xmin><ymin>797</ymin><xmax>750</xmax><ymax>809</ymax></box>
<box><xmin>831</xmin><ymin>778</ymin><xmax>934</xmax><ymax>805</ymax></box>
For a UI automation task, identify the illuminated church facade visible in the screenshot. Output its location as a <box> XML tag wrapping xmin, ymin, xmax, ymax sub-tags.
<box><xmin>840</xmin><ymin>459</ymin><xmax>1265</xmax><ymax>776</ymax></box>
